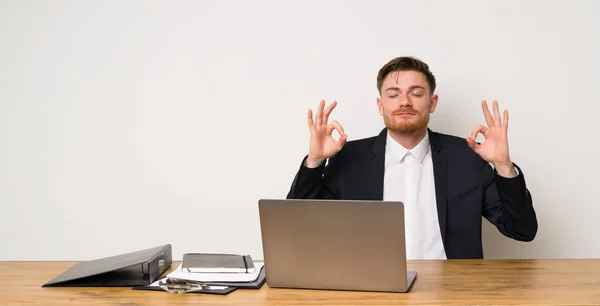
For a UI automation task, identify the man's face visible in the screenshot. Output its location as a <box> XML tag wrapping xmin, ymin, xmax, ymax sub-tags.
<box><xmin>377</xmin><ymin>70</ymin><xmax>438</xmax><ymax>134</ymax></box>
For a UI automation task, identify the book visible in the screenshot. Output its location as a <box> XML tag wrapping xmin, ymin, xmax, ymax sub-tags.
<box><xmin>182</xmin><ymin>253</ymin><xmax>255</xmax><ymax>273</ymax></box>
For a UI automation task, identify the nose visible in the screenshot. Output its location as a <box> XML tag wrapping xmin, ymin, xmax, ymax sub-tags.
<box><xmin>399</xmin><ymin>93</ymin><xmax>412</xmax><ymax>107</ymax></box>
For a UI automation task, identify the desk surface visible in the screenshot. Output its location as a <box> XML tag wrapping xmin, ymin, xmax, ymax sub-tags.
<box><xmin>1</xmin><ymin>259</ymin><xmax>599</xmax><ymax>305</ymax></box>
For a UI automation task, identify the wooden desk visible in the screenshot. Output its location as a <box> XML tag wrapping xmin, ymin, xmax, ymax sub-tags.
<box><xmin>1</xmin><ymin>259</ymin><xmax>599</xmax><ymax>305</ymax></box>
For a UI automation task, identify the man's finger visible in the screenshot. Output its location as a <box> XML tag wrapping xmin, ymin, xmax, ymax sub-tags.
<box><xmin>323</xmin><ymin>101</ymin><xmax>337</xmax><ymax>125</ymax></box>
<box><xmin>482</xmin><ymin>100</ymin><xmax>494</xmax><ymax>127</ymax></box>
<box><xmin>326</xmin><ymin>123</ymin><xmax>335</xmax><ymax>136</ymax></box>
<box><xmin>471</xmin><ymin>124</ymin><xmax>488</xmax><ymax>140</ymax></box>
<box><xmin>330</xmin><ymin>120</ymin><xmax>345</xmax><ymax>136</ymax></box>
<box><xmin>493</xmin><ymin>100</ymin><xmax>501</xmax><ymax>127</ymax></box>
<box><xmin>466</xmin><ymin>137</ymin><xmax>479</xmax><ymax>152</ymax></box>
<box><xmin>315</xmin><ymin>100</ymin><xmax>325</xmax><ymax>127</ymax></box>
<box><xmin>336</xmin><ymin>134</ymin><xmax>348</xmax><ymax>148</ymax></box>
<box><xmin>307</xmin><ymin>109</ymin><xmax>315</xmax><ymax>129</ymax></box>
<box><xmin>502</xmin><ymin>109</ymin><xmax>509</xmax><ymax>128</ymax></box>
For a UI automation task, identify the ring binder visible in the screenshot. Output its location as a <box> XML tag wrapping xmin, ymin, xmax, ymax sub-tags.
<box><xmin>42</xmin><ymin>244</ymin><xmax>172</xmax><ymax>287</ymax></box>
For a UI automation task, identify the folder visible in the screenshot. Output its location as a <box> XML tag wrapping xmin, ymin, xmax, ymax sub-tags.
<box><xmin>132</xmin><ymin>279</ymin><xmax>239</xmax><ymax>295</ymax></box>
<box><xmin>42</xmin><ymin>244</ymin><xmax>172</xmax><ymax>287</ymax></box>
<box><xmin>132</xmin><ymin>264</ymin><xmax>266</xmax><ymax>294</ymax></box>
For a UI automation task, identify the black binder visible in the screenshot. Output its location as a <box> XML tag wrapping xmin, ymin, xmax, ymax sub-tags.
<box><xmin>42</xmin><ymin>244</ymin><xmax>172</xmax><ymax>287</ymax></box>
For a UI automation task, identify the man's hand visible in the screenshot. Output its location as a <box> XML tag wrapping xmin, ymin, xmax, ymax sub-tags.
<box><xmin>305</xmin><ymin>100</ymin><xmax>347</xmax><ymax>168</ymax></box>
<box><xmin>466</xmin><ymin>100</ymin><xmax>517</xmax><ymax>178</ymax></box>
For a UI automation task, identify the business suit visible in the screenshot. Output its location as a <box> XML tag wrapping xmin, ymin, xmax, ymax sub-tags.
<box><xmin>286</xmin><ymin>128</ymin><xmax>538</xmax><ymax>259</ymax></box>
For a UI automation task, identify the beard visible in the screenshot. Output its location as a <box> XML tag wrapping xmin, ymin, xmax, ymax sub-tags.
<box><xmin>383</xmin><ymin>108</ymin><xmax>430</xmax><ymax>134</ymax></box>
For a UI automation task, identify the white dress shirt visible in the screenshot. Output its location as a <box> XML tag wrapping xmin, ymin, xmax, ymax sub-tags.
<box><xmin>383</xmin><ymin>131</ymin><xmax>447</xmax><ymax>260</ymax></box>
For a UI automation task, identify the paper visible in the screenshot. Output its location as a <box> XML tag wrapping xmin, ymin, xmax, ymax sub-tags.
<box><xmin>166</xmin><ymin>262</ymin><xmax>265</xmax><ymax>283</ymax></box>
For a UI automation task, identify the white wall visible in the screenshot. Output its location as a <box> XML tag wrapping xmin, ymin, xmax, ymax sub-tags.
<box><xmin>1</xmin><ymin>0</ymin><xmax>599</xmax><ymax>260</ymax></box>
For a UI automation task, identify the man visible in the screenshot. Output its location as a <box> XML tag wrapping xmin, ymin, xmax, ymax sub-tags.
<box><xmin>286</xmin><ymin>56</ymin><xmax>537</xmax><ymax>259</ymax></box>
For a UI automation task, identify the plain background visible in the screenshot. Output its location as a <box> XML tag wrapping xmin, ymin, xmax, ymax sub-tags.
<box><xmin>1</xmin><ymin>0</ymin><xmax>599</xmax><ymax>260</ymax></box>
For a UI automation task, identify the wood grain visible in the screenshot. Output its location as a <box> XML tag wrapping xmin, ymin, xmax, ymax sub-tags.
<box><xmin>1</xmin><ymin>259</ymin><xmax>599</xmax><ymax>305</ymax></box>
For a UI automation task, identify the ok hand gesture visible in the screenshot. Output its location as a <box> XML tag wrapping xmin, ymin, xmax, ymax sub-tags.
<box><xmin>466</xmin><ymin>100</ymin><xmax>517</xmax><ymax>178</ymax></box>
<box><xmin>305</xmin><ymin>100</ymin><xmax>347</xmax><ymax>168</ymax></box>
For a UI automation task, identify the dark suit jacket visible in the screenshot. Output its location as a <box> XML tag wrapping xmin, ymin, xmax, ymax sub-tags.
<box><xmin>286</xmin><ymin>128</ymin><xmax>538</xmax><ymax>259</ymax></box>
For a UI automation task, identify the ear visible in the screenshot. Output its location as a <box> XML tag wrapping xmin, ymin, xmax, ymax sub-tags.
<box><xmin>429</xmin><ymin>94</ymin><xmax>438</xmax><ymax>113</ymax></box>
<box><xmin>377</xmin><ymin>97</ymin><xmax>384</xmax><ymax>116</ymax></box>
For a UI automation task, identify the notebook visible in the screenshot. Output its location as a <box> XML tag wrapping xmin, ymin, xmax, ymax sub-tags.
<box><xmin>182</xmin><ymin>253</ymin><xmax>255</xmax><ymax>273</ymax></box>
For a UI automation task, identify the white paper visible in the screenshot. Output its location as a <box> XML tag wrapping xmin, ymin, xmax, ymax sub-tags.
<box><xmin>166</xmin><ymin>262</ymin><xmax>264</xmax><ymax>283</ymax></box>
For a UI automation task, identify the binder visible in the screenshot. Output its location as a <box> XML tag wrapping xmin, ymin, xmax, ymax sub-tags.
<box><xmin>42</xmin><ymin>244</ymin><xmax>172</xmax><ymax>287</ymax></box>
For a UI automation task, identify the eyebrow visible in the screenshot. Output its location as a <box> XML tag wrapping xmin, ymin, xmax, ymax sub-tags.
<box><xmin>385</xmin><ymin>85</ymin><xmax>426</xmax><ymax>92</ymax></box>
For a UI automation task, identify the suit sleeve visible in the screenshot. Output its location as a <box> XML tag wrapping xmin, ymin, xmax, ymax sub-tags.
<box><xmin>481</xmin><ymin>160</ymin><xmax>538</xmax><ymax>241</ymax></box>
<box><xmin>286</xmin><ymin>154</ymin><xmax>341</xmax><ymax>199</ymax></box>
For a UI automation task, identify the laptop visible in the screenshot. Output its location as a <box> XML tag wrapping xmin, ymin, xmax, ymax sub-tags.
<box><xmin>258</xmin><ymin>199</ymin><xmax>417</xmax><ymax>293</ymax></box>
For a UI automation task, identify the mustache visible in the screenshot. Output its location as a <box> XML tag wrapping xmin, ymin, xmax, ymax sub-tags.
<box><xmin>392</xmin><ymin>108</ymin><xmax>419</xmax><ymax>115</ymax></box>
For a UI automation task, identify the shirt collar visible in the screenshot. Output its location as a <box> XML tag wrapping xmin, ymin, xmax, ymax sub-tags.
<box><xmin>386</xmin><ymin>130</ymin><xmax>431</xmax><ymax>163</ymax></box>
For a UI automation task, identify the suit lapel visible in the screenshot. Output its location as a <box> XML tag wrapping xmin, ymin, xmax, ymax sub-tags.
<box><xmin>368</xmin><ymin>128</ymin><xmax>387</xmax><ymax>200</ymax></box>
<box><xmin>429</xmin><ymin>129</ymin><xmax>448</xmax><ymax>245</ymax></box>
